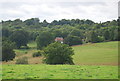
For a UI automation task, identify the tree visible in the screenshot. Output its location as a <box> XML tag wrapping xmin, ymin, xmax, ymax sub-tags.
<box><xmin>50</xmin><ymin>20</ymin><xmax>59</xmax><ymax>25</ymax></box>
<box><xmin>10</xmin><ymin>30</ymin><xmax>29</xmax><ymax>48</ymax></box>
<box><xmin>64</xmin><ymin>35</ymin><xmax>83</xmax><ymax>46</ymax></box>
<box><xmin>70</xmin><ymin>29</ymin><xmax>83</xmax><ymax>38</ymax></box>
<box><xmin>85</xmin><ymin>19</ymin><xmax>94</xmax><ymax>25</ymax></box>
<box><xmin>12</xmin><ymin>19</ymin><xmax>23</xmax><ymax>25</ymax></box>
<box><xmin>43</xmin><ymin>42</ymin><xmax>74</xmax><ymax>65</ymax></box>
<box><xmin>113</xmin><ymin>29</ymin><xmax>118</xmax><ymax>41</ymax></box>
<box><xmin>36</xmin><ymin>31</ymin><xmax>54</xmax><ymax>49</ymax></box>
<box><xmin>2</xmin><ymin>28</ymin><xmax>12</xmax><ymax>37</ymax></box>
<box><xmin>41</xmin><ymin>20</ymin><xmax>49</xmax><ymax>27</ymax></box>
<box><xmin>91</xmin><ymin>31</ymin><xmax>99</xmax><ymax>43</ymax></box>
<box><xmin>52</xmin><ymin>29</ymin><xmax>62</xmax><ymax>37</ymax></box>
<box><xmin>118</xmin><ymin>30</ymin><xmax>120</xmax><ymax>41</ymax></box>
<box><xmin>24</xmin><ymin>18</ymin><xmax>39</xmax><ymax>26</ymax></box>
<box><xmin>103</xmin><ymin>30</ymin><xmax>110</xmax><ymax>40</ymax></box>
<box><xmin>2</xmin><ymin>40</ymin><xmax>16</xmax><ymax>62</ymax></box>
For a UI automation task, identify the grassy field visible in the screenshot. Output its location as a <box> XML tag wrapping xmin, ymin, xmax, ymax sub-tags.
<box><xmin>2</xmin><ymin>41</ymin><xmax>118</xmax><ymax>79</ymax></box>
<box><xmin>72</xmin><ymin>41</ymin><xmax>118</xmax><ymax>65</ymax></box>
<box><xmin>2</xmin><ymin>41</ymin><xmax>118</xmax><ymax>65</ymax></box>
<box><xmin>2</xmin><ymin>65</ymin><xmax>118</xmax><ymax>79</ymax></box>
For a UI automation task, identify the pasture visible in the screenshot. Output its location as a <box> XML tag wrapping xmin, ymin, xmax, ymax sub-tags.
<box><xmin>2</xmin><ymin>41</ymin><xmax>118</xmax><ymax>65</ymax></box>
<box><xmin>2</xmin><ymin>41</ymin><xmax>118</xmax><ymax>79</ymax></box>
<box><xmin>72</xmin><ymin>41</ymin><xmax>118</xmax><ymax>65</ymax></box>
<box><xmin>2</xmin><ymin>65</ymin><xmax>118</xmax><ymax>79</ymax></box>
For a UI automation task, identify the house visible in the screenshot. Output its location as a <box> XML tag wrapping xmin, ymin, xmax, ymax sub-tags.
<box><xmin>55</xmin><ymin>37</ymin><xmax>64</xmax><ymax>43</ymax></box>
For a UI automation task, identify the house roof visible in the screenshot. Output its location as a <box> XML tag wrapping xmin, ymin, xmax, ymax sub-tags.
<box><xmin>55</xmin><ymin>37</ymin><xmax>64</xmax><ymax>41</ymax></box>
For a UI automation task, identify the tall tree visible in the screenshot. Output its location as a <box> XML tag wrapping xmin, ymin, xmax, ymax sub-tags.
<box><xmin>91</xmin><ymin>31</ymin><xmax>99</xmax><ymax>43</ymax></box>
<box><xmin>10</xmin><ymin>30</ymin><xmax>29</xmax><ymax>48</ymax></box>
<box><xmin>41</xmin><ymin>20</ymin><xmax>49</xmax><ymax>27</ymax></box>
<box><xmin>104</xmin><ymin>30</ymin><xmax>110</xmax><ymax>40</ymax></box>
<box><xmin>24</xmin><ymin>18</ymin><xmax>39</xmax><ymax>26</ymax></box>
<box><xmin>2</xmin><ymin>39</ymin><xmax>16</xmax><ymax>62</ymax></box>
<box><xmin>36</xmin><ymin>31</ymin><xmax>54</xmax><ymax>49</ymax></box>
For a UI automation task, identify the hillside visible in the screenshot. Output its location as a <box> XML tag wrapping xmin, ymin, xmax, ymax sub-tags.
<box><xmin>72</xmin><ymin>41</ymin><xmax>118</xmax><ymax>65</ymax></box>
<box><xmin>2</xmin><ymin>41</ymin><xmax>118</xmax><ymax>79</ymax></box>
<box><xmin>3</xmin><ymin>41</ymin><xmax>118</xmax><ymax>65</ymax></box>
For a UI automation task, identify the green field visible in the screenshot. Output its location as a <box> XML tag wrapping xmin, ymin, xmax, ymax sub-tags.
<box><xmin>2</xmin><ymin>65</ymin><xmax>118</xmax><ymax>79</ymax></box>
<box><xmin>2</xmin><ymin>41</ymin><xmax>118</xmax><ymax>79</ymax></box>
<box><xmin>72</xmin><ymin>41</ymin><xmax>118</xmax><ymax>65</ymax></box>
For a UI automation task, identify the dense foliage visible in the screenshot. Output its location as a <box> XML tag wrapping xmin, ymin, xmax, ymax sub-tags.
<box><xmin>43</xmin><ymin>42</ymin><xmax>74</xmax><ymax>65</ymax></box>
<box><xmin>2</xmin><ymin>18</ymin><xmax>119</xmax><ymax>46</ymax></box>
<box><xmin>1</xmin><ymin>18</ymin><xmax>119</xmax><ymax>62</ymax></box>
<box><xmin>2</xmin><ymin>39</ymin><xmax>16</xmax><ymax>61</ymax></box>
<box><xmin>10</xmin><ymin>30</ymin><xmax>29</xmax><ymax>48</ymax></box>
<box><xmin>64</xmin><ymin>35</ymin><xmax>83</xmax><ymax>46</ymax></box>
<box><xmin>36</xmin><ymin>31</ymin><xmax>54</xmax><ymax>49</ymax></box>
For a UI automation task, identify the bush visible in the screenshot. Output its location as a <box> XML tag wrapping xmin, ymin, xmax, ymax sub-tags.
<box><xmin>25</xmin><ymin>51</ymin><xmax>28</xmax><ymax>54</ymax></box>
<box><xmin>32</xmin><ymin>50</ymin><xmax>43</xmax><ymax>57</ymax></box>
<box><xmin>16</xmin><ymin>57</ymin><xmax>28</xmax><ymax>64</ymax></box>
<box><xmin>43</xmin><ymin>42</ymin><xmax>74</xmax><ymax>65</ymax></box>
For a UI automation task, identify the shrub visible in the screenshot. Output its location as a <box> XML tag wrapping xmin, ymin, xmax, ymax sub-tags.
<box><xmin>32</xmin><ymin>50</ymin><xmax>43</xmax><ymax>57</ymax></box>
<box><xmin>43</xmin><ymin>42</ymin><xmax>74</xmax><ymax>65</ymax></box>
<box><xmin>25</xmin><ymin>51</ymin><xmax>28</xmax><ymax>54</ymax></box>
<box><xmin>16</xmin><ymin>57</ymin><xmax>28</xmax><ymax>64</ymax></box>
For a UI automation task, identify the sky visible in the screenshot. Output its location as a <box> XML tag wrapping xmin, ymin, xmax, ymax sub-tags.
<box><xmin>0</xmin><ymin>0</ymin><xmax>119</xmax><ymax>23</ymax></box>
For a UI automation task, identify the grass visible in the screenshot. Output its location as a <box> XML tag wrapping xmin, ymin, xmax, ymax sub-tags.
<box><xmin>2</xmin><ymin>41</ymin><xmax>118</xmax><ymax>79</ymax></box>
<box><xmin>72</xmin><ymin>41</ymin><xmax>118</xmax><ymax>65</ymax></box>
<box><xmin>3</xmin><ymin>41</ymin><xmax>118</xmax><ymax>65</ymax></box>
<box><xmin>27</xmin><ymin>41</ymin><xmax>37</xmax><ymax>49</ymax></box>
<box><xmin>2</xmin><ymin>64</ymin><xmax>118</xmax><ymax>79</ymax></box>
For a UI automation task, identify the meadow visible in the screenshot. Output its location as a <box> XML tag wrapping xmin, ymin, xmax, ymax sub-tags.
<box><xmin>2</xmin><ymin>41</ymin><xmax>118</xmax><ymax>79</ymax></box>
<box><xmin>2</xmin><ymin>65</ymin><xmax>118</xmax><ymax>79</ymax></box>
<box><xmin>72</xmin><ymin>41</ymin><xmax>118</xmax><ymax>65</ymax></box>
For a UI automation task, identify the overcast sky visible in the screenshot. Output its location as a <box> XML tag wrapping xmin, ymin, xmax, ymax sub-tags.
<box><xmin>0</xmin><ymin>0</ymin><xmax>119</xmax><ymax>23</ymax></box>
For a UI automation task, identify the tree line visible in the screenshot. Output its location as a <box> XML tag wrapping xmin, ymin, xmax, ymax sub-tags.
<box><xmin>1</xmin><ymin>18</ymin><xmax>119</xmax><ymax>62</ymax></box>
